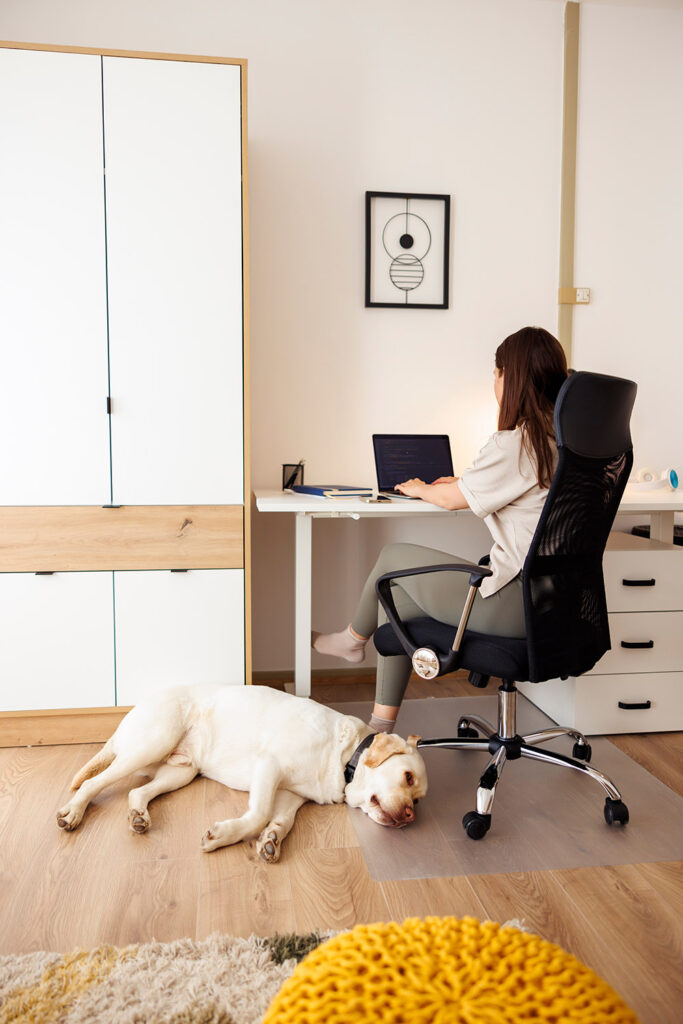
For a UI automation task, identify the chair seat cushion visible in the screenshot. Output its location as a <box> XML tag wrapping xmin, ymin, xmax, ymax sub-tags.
<box><xmin>374</xmin><ymin>618</ymin><xmax>530</xmax><ymax>681</ymax></box>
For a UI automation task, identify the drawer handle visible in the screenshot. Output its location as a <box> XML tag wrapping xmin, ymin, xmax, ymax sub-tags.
<box><xmin>35</xmin><ymin>571</ymin><xmax>55</xmax><ymax>575</ymax></box>
<box><xmin>171</xmin><ymin>568</ymin><xmax>189</xmax><ymax>573</ymax></box>
<box><xmin>618</xmin><ymin>700</ymin><xmax>652</xmax><ymax>711</ymax></box>
<box><xmin>620</xmin><ymin>640</ymin><xmax>654</xmax><ymax>649</ymax></box>
<box><xmin>622</xmin><ymin>578</ymin><xmax>655</xmax><ymax>587</ymax></box>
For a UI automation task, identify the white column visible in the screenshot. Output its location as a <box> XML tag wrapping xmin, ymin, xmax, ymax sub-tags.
<box><xmin>294</xmin><ymin>513</ymin><xmax>313</xmax><ymax>697</ymax></box>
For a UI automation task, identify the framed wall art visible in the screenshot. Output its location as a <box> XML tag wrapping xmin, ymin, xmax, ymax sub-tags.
<box><xmin>365</xmin><ymin>191</ymin><xmax>450</xmax><ymax>309</ymax></box>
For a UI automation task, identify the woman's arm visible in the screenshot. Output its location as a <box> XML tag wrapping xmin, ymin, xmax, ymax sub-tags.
<box><xmin>394</xmin><ymin>477</ymin><xmax>470</xmax><ymax>511</ymax></box>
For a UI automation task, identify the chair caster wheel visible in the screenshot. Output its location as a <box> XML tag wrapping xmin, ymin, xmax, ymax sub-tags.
<box><xmin>604</xmin><ymin>798</ymin><xmax>629</xmax><ymax>826</ymax></box>
<box><xmin>572</xmin><ymin>741</ymin><xmax>592</xmax><ymax>762</ymax></box>
<box><xmin>462</xmin><ymin>811</ymin><xmax>491</xmax><ymax>840</ymax></box>
<box><xmin>457</xmin><ymin>721</ymin><xmax>479</xmax><ymax>738</ymax></box>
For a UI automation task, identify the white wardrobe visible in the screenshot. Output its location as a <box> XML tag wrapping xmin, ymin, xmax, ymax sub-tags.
<box><xmin>0</xmin><ymin>44</ymin><xmax>249</xmax><ymax>728</ymax></box>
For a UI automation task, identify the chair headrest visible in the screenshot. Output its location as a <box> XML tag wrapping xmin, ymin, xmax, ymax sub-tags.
<box><xmin>554</xmin><ymin>371</ymin><xmax>637</xmax><ymax>459</ymax></box>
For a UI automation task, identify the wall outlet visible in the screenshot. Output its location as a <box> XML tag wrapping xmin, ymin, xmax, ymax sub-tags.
<box><xmin>575</xmin><ymin>287</ymin><xmax>591</xmax><ymax>303</ymax></box>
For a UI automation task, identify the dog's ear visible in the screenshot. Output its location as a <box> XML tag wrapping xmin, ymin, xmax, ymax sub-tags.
<box><xmin>364</xmin><ymin>733</ymin><xmax>407</xmax><ymax>768</ymax></box>
<box><xmin>406</xmin><ymin>734</ymin><xmax>421</xmax><ymax>751</ymax></box>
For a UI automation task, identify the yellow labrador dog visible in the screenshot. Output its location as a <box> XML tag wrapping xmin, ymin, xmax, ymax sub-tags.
<box><xmin>56</xmin><ymin>684</ymin><xmax>427</xmax><ymax>862</ymax></box>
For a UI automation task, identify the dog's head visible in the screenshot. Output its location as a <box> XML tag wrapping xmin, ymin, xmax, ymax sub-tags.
<box><xmin>344</xmin><ymin>732</ymin><xmax>427</xmax><ymax>828</ymax></box>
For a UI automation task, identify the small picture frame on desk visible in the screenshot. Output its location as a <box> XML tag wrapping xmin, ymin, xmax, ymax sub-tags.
<box><xmin>365</xmin><ymin>191</ymin><xmax>450</xmax><ymax>309</ymax></box>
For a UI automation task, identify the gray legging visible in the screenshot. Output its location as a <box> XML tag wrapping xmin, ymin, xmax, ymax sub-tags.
<box><xmin>351</xmin><ymin>542</ymin><xmax>525</xmax><ymax>707</ymax></box>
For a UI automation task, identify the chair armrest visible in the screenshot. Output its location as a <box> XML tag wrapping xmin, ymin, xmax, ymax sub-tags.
<box><xmin>375</xmin><ymin>562</ymin><xmax>493</xmax><ymax>664</ymax></box>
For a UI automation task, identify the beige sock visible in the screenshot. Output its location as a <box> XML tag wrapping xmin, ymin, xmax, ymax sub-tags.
<box><xmin>369</xmin><ymin>713</ymin><xmax>395</xmax><ymax>734</ymax></box>
<box><xmin>311</xmin><ymin>625</ymin><xmax>367</xmax><ymax>663</ymax></box>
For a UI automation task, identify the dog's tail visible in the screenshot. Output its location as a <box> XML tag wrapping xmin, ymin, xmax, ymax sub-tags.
<box><xmin>70</xmin><ymin>741</ymin><xmax>115</xmax><ymax>790</ymax></box>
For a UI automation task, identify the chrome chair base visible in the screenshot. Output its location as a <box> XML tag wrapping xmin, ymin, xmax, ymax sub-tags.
<box><xmin>416</xmin><ymin>681</ymin><xmax>629</xmax><ymax>839</ymax></box>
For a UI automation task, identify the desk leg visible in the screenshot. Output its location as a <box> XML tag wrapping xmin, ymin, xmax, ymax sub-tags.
<box><xmin>295</xmin><ymin>512</ymin><xmax>312</xmax><ymax>698</ymax></box>
<box><xmin>650</xmin><ymin>511</ymin><xmax>674</xmax><ymax>544</ymax></box>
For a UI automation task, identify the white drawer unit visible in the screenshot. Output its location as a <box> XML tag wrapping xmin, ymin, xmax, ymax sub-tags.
<box><xmin>520</xmin><ymin>532</ymin><xmax>683</xmax><ymax>734</ymax></box>
<box><xmin>0</xmin><ymin>572</ymin><xmax>115</xmax><ymax>712</ymax></box>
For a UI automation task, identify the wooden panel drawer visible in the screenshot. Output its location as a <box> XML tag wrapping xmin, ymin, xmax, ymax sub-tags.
<box><xmin>0</xmin><ymin>505</ymin><xmax>243</xmax><ymax>571</ymax></box>
<box><xmin>586</xmin><ymin>611</ymin><xmax>683</xmax><ymax>675</ymax></box>
<box><xmin>604</xmin><ymin>533</ymin><xmax>683</xmax><ymax>612</ymax></box>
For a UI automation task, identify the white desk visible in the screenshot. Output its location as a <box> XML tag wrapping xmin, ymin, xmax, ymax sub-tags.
<box><xmin>254</xmin><ymin>488</ymin><xmax>682</xmax><ymax>696</ymax></box>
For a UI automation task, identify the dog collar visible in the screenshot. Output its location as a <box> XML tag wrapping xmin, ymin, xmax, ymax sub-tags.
<box><xmin>344</xmin><ymin>733</ymin><xmax>376</xmax><ymax>785</ymax></box>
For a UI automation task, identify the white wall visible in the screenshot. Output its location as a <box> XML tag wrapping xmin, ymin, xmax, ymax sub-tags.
<box><xmin>1</xmin><ymin>0</ymin><xmax>679</xmax><ymax>673</ymax></box>
<box><xmin>573</xmin><ymin>1</ymin><xmax>683</xmax><ymax>472</ymax></box>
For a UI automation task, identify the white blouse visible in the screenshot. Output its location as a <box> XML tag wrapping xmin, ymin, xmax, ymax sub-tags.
<box><xmin>458</xmin><ymin>427</ymin><xmax>554</xmax><ymax>598</ymax></box>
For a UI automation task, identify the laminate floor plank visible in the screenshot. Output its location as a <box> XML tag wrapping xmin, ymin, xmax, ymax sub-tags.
<box><xmin>196</xmin><ymin>778</ymin><xmax>296</xmax><ymax>939</ymax></box>
<box><xmin>609</xmin><ymin>731</ymin><xmax>683</xmax><ymax>797</ymax></box>
<box><xmin>551</xmin><ymin>863</ymin><xmax>683</xmax><ymax>1024</ymax></box>
<box><xmin>284</xmin><ymin>801</ymin><xmax>359</xmax><ymax>853</ymax></box>
<box><xmin>632</xmin><ymin>859</ymin><xmax>683</xmax><ymax>916</ymax></box>
<box><xmin>0</xmin><ymin>744</ymin><xmax>85</xmax><ymax>953</ymax></box>
<box><xmin>467</xmin><ymin>869</ymin><xmax>603</xmax><ymax>962</ymax></box>
<box><xmin>289</xmin><ymin>848</ymin><xmax>389</xmax><ymax>933</ymax></box>
<box><xmin>381</xmin><ymin>875</ymin><xmax>488</xmax><ymax>922</ymax></box>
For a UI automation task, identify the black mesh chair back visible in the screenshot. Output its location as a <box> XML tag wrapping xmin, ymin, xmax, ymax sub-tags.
<box><xmin>522</xmin><ymin>371</ymin><xmax>636</xmax><ymax>681</ymax></box>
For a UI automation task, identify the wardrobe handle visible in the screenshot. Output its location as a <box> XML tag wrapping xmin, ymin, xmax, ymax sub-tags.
<box><xmin>622</xmin><ymin>578</ymin><xmax>655</xmax><ymax>587</ymax></box>
<box><xmin>618</xmin><ymin>700</ymin><xmax>652</xmax><ymax>710</ymax></box>
<box><xmin>620</xmin><ymin>640</ymin><xmax>654</xmax><ymax>649</ymax></box>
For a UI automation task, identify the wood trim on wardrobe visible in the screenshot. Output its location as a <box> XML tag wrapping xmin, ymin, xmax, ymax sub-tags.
<box><xmin>0</xmin><ymin>506</ymin><xmax>245</xmax><ymax>572</ymax></box>
<box><xmin>0</xmin><ymin>40</ymin><xmax>246</xmax><ymax>68</ymax></box>
<box><xmin>240</xmin><ymin>60</ymin><xmax>253</xmax><ymax>684</ymax></box>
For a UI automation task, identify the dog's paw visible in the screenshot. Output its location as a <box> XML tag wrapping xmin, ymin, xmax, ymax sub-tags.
<box><xmin>257</xmin><ymin>828</ymin><xmax>281</xmax><ymax>864</ymax></box>
<box><xmin>128</xmin><ymin>808</ymin><xmax>151</xmax><ymax>834</ymax></box>
<box><xmin>56</xmin><ymin>805</ymin><xmax>82</xmax><ymax>831</ymax></box>
<box><xmin>201</xmin><ymin>824</ymin><xmax>223</xmax><ymax>853</ymax></box>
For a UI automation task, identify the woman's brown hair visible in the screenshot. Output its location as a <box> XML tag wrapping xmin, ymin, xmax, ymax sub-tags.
<box><xmin>495</xmin><ymin>326</ymin><xmax>568</xmax><ymax>489</ymax></box>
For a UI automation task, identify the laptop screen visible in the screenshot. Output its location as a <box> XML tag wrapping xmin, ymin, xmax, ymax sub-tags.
<box><xmin>373</xmin><ymin>434</ymin><xmax>454</xmax><ymax>492</ymax></box>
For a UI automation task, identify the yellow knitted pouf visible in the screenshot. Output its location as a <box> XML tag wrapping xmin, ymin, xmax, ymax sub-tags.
<box><xmin>263</xmin><ymin>916</ymin><xmax>639</xmax><ymax>1024</ymax></box>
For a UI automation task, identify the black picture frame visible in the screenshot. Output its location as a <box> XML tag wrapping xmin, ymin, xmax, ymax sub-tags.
<box><xmin>365</xmin><ymin>191</ymin><xmax>450</xmax><ymax>309</ymax></box>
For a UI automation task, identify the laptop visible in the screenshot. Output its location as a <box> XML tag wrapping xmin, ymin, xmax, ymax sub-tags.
<box><xmin>373</xmin><ymin>434</ymin><xmax>454</xmax><ymax>499</ymax></box>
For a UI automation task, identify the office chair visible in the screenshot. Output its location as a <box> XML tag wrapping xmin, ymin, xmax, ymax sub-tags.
<box><xmin>373</xmin><ymin>371</ymin><xmax>637</xmax><ymax>840</ymax></box>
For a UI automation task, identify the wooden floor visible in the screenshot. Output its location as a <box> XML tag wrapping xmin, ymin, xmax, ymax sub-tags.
<box><xmin>1</xmin><ymin>674</ymin><xmax>681</xmax><ymax>1024</ymax></box>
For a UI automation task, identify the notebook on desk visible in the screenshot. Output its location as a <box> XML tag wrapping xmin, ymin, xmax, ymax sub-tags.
<box><xmin>373</xmin><ymin>434</ymin><xmax>454</xmax><ymax>499</ymax></box>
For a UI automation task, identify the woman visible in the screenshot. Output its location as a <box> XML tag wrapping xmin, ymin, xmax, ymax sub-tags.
<box><xmin>312</xmin><ymin>326</ymin><xmax>568</xmax><ymax>733</ymax></box>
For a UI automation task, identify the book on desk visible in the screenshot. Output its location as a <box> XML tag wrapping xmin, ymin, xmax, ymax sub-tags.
<box><xmin>291</xmin><ymin>484</ymin><xmax>373</xmax><ymax>499</ymax></box>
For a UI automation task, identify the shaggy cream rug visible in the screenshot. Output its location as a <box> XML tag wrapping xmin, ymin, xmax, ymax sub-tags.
<box><xmin>0</xmin><ymin>932</ymin><xmax>328</xmax><ymax>1024</ymax></box>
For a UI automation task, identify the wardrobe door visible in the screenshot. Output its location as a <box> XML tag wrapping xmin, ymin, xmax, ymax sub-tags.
<box><xmin>102</xmin><ymin>58</ymin><xmax>244</xmax><ymax>505</ymax></box>
<box><xmin>0</xmin><ymin>48</ymin><xmax>111</xmax><ymax>505</ymax></box>
<box><xmin>0</xmin><ymin>572</ymin><xmax>115</xmax><ymax>711</ymax></box>
<box><xmin>113</xmin><ymin>569</ymin><xmax>245</xmax><ymax>706</ymax></box>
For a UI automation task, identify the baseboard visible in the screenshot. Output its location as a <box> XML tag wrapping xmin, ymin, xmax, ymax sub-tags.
<box><xmin>0</xmin><ymin>706</ymin><xmax>131</xmax><ymax>748</ymax></box>
<box><xmin>252</xmin><ymin>667</ymin><xmax>377</xmax><ymax>684</ymax></box>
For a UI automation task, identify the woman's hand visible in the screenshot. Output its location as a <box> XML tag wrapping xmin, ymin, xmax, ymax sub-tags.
<box><xmin>395</xmin><ymin>477</ymin><xmax>427</xmax><ymax>498</ymax></box>
<box><xmin>396</xmin><ymin>476</ymin><xmax>470</xmax><ymax>511</ymax></box>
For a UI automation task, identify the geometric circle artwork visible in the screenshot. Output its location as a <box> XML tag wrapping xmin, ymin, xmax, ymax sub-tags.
<box><xmin>365</xmin><ymin>191</ymin><xmax>450</xmax><ymax>309</ymax></box>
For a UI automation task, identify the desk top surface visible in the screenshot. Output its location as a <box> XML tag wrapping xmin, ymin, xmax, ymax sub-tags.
<box><xmin>254</xmin><ymin>487</ymin><xmax>683</xmax><ymax>515</ymax></box>
<box><xmin>253</xmin><ymin>489</ymin><xmax>458</xmax><ymax>515</ymax></box>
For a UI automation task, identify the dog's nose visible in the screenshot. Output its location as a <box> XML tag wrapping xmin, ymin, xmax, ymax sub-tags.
<box><xmin>401</xmin><ymin>804</ymin><xmax>415</xmax><ymax>823</ymax></box>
